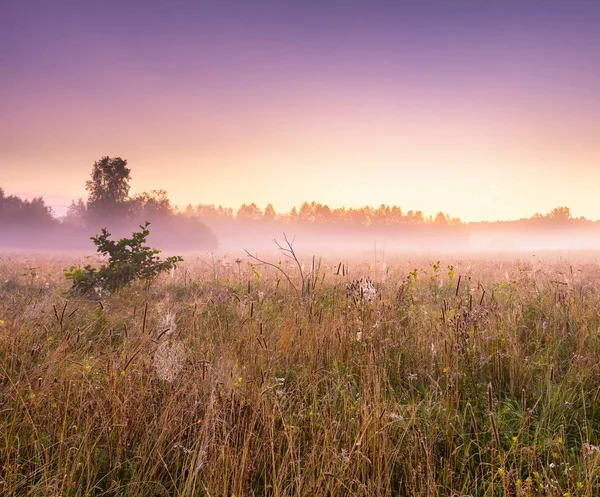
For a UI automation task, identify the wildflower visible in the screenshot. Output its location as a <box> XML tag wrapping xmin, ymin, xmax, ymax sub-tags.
<box><xmin>0</xmin><ymin>319</ymin><xmax>4</xmax><ymax>326</ymax></box>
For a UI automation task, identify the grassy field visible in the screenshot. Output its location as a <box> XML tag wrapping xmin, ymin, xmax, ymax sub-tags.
<box><xmin>2</xmin><ymin>253</ymin><xmax>600</xmax><ymax>496</ymax></box>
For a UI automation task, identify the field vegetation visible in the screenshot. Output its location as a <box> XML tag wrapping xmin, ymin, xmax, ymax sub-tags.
<box><xmin>1</xmin><ymin>250</ymin><xmax>600</xmax><ymax>496</ymax></box>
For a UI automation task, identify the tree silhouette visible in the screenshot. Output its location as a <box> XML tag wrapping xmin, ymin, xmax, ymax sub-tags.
<box><xmin>86</xmin><ymin>156</ymin><xmax>131</xmax><ymax>222</ymax></box>
<box><xmin>0</xmin><ymin>188</ymin><xmax>54</xmax><ymax>225</ymax></box>
<box><xmin>263</xmin><ymin>203</ymin><xmax>277</xmax><ymax>221</ymax></box>
<box><xmin>236</xmin><ymin>203</ymin><xmax>263</xmax><ymax>220</ymax></box>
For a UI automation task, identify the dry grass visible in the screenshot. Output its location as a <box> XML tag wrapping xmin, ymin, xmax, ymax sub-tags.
<box><xmin>2</xmin><ymin>253</ymin><xmax>600</xmax><ymax>496</ymax></box>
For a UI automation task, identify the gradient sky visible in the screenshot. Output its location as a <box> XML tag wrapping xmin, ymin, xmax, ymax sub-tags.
<box><xmin>2</xmin><ymin>0</ymin><xmax>600</xmax><ymax>221</ymax></box>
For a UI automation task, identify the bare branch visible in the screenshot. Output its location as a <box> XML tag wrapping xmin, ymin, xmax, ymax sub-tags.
<box><xmin>244</xmin><ymin>249</ymin><xmax>299</xmax><ymax>298</ymax></box>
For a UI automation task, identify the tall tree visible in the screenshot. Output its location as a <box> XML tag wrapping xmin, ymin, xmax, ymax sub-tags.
<box><xmin>86</xmin><ymin>156</ymin><xmax>131</xmax><ymax>222</ymax></box>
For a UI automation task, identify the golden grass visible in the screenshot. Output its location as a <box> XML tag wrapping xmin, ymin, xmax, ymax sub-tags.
<box><xmin>1</xmin><ymin>253</ymin><xmax>600</xmax><ymax>496</ymax></box>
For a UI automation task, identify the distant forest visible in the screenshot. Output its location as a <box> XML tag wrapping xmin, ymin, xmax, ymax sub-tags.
<box><xmin>1</xmin><ymin>156</ymin><xmax>598</xmax><ymax>252</ymax></box>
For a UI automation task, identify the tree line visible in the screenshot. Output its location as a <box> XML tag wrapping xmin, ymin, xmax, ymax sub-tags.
<box><xmin>1</xmin><ymin>157</ymin><xmax>217</xmax><ymax>250</ymax></box>
<box><xmin>0</xmin><ymin>155</ymin><xmax>592</xmax><ymax>240</ymax></box>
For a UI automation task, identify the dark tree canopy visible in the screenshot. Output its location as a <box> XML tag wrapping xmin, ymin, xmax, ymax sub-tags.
<box><xmin>0</xmin><ymin>187</ymin><xmax>54</xmax><ymax>225</ymax></box>
<box><xmin>86</xmin><ymin>156</ymin><xmax>131</xmax><ymax>222</ymax></box>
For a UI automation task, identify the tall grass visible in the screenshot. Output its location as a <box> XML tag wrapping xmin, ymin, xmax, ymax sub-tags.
<box><xmin>1</xmin><ymin>254</ymin><xmax>600</xmax><ymax>496</ymax></box>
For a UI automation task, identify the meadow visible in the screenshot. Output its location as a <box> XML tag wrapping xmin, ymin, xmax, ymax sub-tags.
<box><xmin>1</xmin><ymin>252</ymin><xmax>600</xmax><ymax>496</ymax></box>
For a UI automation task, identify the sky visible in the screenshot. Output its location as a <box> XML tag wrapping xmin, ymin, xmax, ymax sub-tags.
<box><xmin>1</xmin><ymin>0</ymin><xmax>600</xmax><ymax>222</ymax></box>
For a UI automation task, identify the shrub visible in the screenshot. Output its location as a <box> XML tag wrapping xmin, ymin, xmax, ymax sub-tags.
<box><xmin>65</xmin><ymin>222</ymin><xmax>183</xmax><ymax>297</ymax></box>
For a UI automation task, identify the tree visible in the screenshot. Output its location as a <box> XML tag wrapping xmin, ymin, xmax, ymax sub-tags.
<box><xmin>86</xmin><ymin>156</ymin><xmax>131</xmax><ymax>222</ymax></box>
<box><xmin>236</xmin><ymin>203</ymin><xmax>263</xmax><ymax>220</ymax></box>
<box><xmin>0</xmin><ymin>188</ymin><xmax>54</xmax><ymax>226</ymax></box>
<box><xmin>434</xmin><ymin>212</ymin><xmax>449</xmax><ymax>225</ymax></box>
<box><xmin>263</xmin><ymin>203</ymin><xmax>277</xmax><ymax>221</ymax></box>
<box><xmin>130</xmin><ymin>189</ymin><xmax>172</xmax><ymax>219</ymax></box>
<box><xmin>547</xmin><ymin>206</ymin><xmax>571</xmax><ymax>222</ymax></box>
<box><xmin>65</xmin><ymin>198</ymin><xmax>87</xmax><ymax>225</ymax></box>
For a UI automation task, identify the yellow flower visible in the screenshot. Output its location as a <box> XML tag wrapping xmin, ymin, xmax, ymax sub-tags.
<box><xmin>577</xmin><ymin>482</ymin><xmax>584</xmax><ymax>489</ymax></box>
<box><xmin>85</xmin><ymin>365</ymin><xmax>92</xmax><ymax>371</ymax></box>
<box><xmin>0</xmin><ymin>319</ymin><xmax>5</xmax><ymax>326</ymax></box>
<box><xmin>120</xmin><ymin>370</ymin><xmax>126</xmax><ymax>377</ymax></box>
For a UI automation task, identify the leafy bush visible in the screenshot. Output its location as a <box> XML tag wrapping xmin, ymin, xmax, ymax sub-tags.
<box><xmin>65</xmin><ymin>222</ymin><xmax>183</xmax><ymax>297</ymax></box>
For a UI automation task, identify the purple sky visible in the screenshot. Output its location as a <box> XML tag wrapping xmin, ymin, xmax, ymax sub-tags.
<box><xmin>2</xmin><ymin>0</ymin><xmax>600</xmax><ymax>221</ymax></box>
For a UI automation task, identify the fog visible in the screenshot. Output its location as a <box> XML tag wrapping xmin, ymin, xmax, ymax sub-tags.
<box><xmin>161</xmin><ymin>219</ymin><xmax>600</xmax><ymax>263</ymax></box>
<box><xmin>4</xmin><ymin>217</ymin><xmax>600</xmax><ymax>258</ymax></box>
<box><xmin>3</xmin><ymin>185</ymin><xmax>600</xmax><ymax>260</ymax></box>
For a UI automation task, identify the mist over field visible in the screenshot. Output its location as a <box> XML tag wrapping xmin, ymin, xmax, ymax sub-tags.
<box><xmin>3</xmin><ymin>196</ymin><xmax>600</xmax><ymax>258</ymax></box>
<box><xmin>3</xmin><ymin>164</ymin><xmax>600</xmax><ymax>258</ymax></box>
